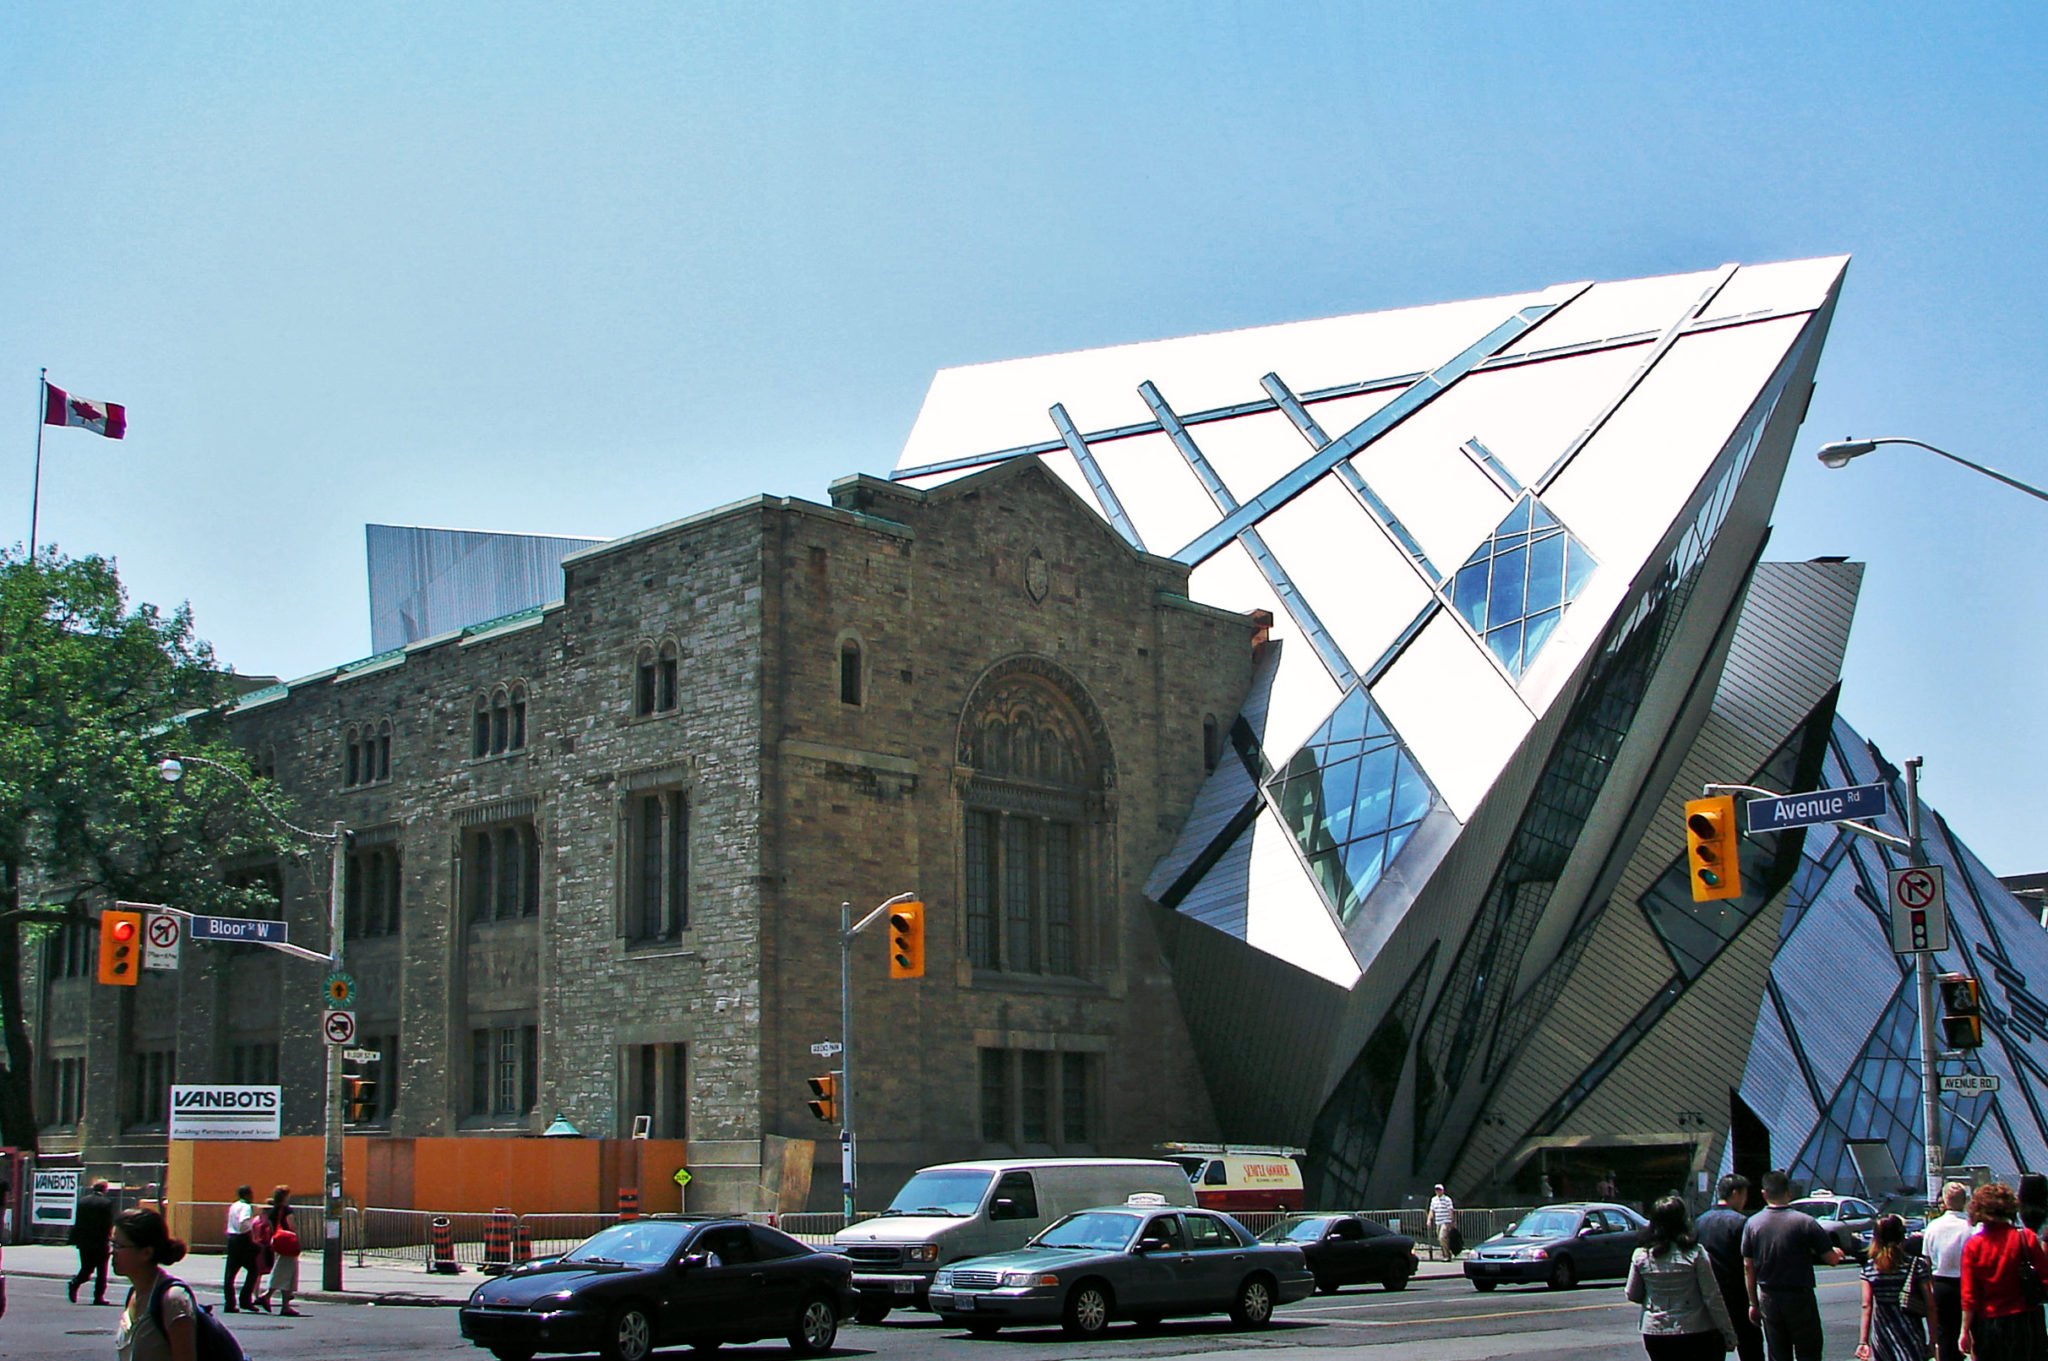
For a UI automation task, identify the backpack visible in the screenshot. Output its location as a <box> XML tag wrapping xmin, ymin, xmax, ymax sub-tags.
<box><xmin>146</xmin><ymin>1274</ymin><xmax>248</xmax><ymax>1361</ymax></box>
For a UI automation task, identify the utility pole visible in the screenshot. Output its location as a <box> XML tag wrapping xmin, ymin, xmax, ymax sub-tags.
<box><xmin>323</xmin><ymin>821</ymin><xmax>347</xmax><ymax>1292</ymax></box>
<box><xmin>1906</xmin><ymin>758</ymin><xmax>1945</xmax><ymax>1206</ymax></box>
<box><xmin>837</xmin><ymin>892</ymin><xmax>916</xmax><ymax>1222</ymax></box>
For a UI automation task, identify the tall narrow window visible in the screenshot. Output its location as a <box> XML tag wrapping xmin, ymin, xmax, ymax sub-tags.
<box><xmin>345</xmin><ymin>727</ymin><xmax>361</xmax><ymax>787</ymax></box>
<box><xmin>376</xmin><ymin>720</ymin><xmax>392</xmax><ymax>780</ymax></box>
<box><xmin>1062</xmin><ymin>1052</ymin><xmax>1092</xmax><ymax>1144</ymax></box>
<box><xmin>510</xmin><ymin>685</ymin><xmax>527</xmax><ymax>750</ymax></box>
<box><xmin>625</xmin><ymin>790</ymin><xmax>688</xmax><ymax>941</ymax></box>
<box><xmin>1045</xmin><ymin>823</ymin><xmax>1075</xmax><ymax>977</ymax></box>
<box><xmin>1020</xmin><ymin>1050</ymin><xmax>1051</xmax><ymax>1144</ymax></box>
<box><xmin>491</xmin><ymin>692</ymin><xmax>509</xmax><ymax>754</ymax></box>
<box><xmin>840</xmin><ymin>640</ymin><xmax>863</xmax><ymax>706</ymax></box>
<box><xmin>624</xmin><ymin>1042</ymin><xmax>687</xmax><ymax>1138</ymax></box>
<box><xmin>473</xmin><ymin>698</ymin><xmax>491</xmax><ymax>758</ymax></box>
<box><xmin>965</xmin><ymin>812</ymin><xmax>994</xmax><ymax>969</ymax></box>
<box><xmin>467</xmin><ymin>821</ymin><xmax>537</xmax><ymax>921</ymax></box>
<box><xmin>1002</xmin><ymin>818</ymin><xmax>1035</xmax><ymax>974</ymax></box>
<box><xmin>979</xmin><ymin>1048</ymin><xmax>1009</xmax><ymax>1143</ymax></box>
<box><xmin>636</xmin><ymin>648</ymin><xmax>658</xmax><ymax>716</ymax></box>
<box><xmin>658</xmin><ymin>644</ymin><xmax>678</xmax><ymax>712</ymax></box>
<box><xmin>470</xmin><ymin>1024</ymin><xmax>539</xmax><ymax>1118</ymax></box>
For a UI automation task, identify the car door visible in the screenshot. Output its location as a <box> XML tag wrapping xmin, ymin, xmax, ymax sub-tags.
<box><xmin>1121</xmin><ymin>1212</ymin><xmax>1188</xmax><ymax>1311</ymax></box>
<box><xmin>1589</xmin><ymin>1211</ymin><xmax>1635</xmax><ymax>1277</ymax></box>
<box><xmin>1179</xmin><ymin>1212</ymin><xmax>1248</xmax><ymax>1307</ymax></box>
<box><xmin>747</xmin><ymin>1224</ymin><xmax>813</xmax><ymax>1322</ymax></box>
<box><xmin>677</xmin><ymin>1225</ymin><xmax>765</xmax><ymax>1340</ymax></box>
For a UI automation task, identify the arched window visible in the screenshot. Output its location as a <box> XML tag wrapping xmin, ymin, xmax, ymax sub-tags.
<box><xmin>509</xmin><ymin>684</ymin><xmax>527</xmax><ymax>751</ymax></box>
<box><xmin>473</xmin><ymin>695</ymin><xmax>492</xmax><ymax>758</ymax></box>
<box><xmin>634</xmin><ymin>644</ymin><xmax>679</xmax><ymax>717</ymax></box>
<box><xmin>343</xmin><ymin>724</ymin><xmax>362</xmax><ymax>787</ymax></box>
<box><xmin>376</xmin><ymin>719</ymin><xmax>393</xmax><ymax>781</ymax></box>
<box><xmin>840</xmin><ymin>639</ymin><xmax>863</xmax><ymax>706</ymax></box>
<box><xmin>658</xmin><ymin>643</ymin><xmax>678</xmax><ymax>713</ymax></box>
<box><xmin>474</xmin><ymin>685</ymin><xmax>529</xmax><ymax>757</ymax></box>
<box><xmin>635</xmin><ymin>646</ymin><xmax>657</xmax><ymax>716</ymax></box>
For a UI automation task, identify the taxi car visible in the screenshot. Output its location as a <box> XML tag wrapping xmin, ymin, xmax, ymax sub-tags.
<box><xmin>1790</xmin><ymin>1192</ymin><xmax>1881</xmax><ymax>1261</ymax></box>
<box><xmin>928</xmin><ymin>1198</ymin><xmax>1314</xmax><ymax>1338</ymax></box>
<box><xmin>1462</xmin><ymin>1202</ymin><xmax>1647</xmax><ymax>1290</ymax></box>
<box><xmin>458</xmin><ymin>1216</ymin><xmax>856</xmax><ymax>1361</ymax></box>
<box><xmin>1258</xmin><ymin>1213</ymin><xmax>1419</xmax><ymax>1292</ymax></box>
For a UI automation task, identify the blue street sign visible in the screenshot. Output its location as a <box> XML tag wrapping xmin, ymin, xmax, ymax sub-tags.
<box><xmin>188</xmin><ymin>915</ymin><xmax>289</xmax><ymax>945</ymax></box>
<box><xmin>1744</xmin><ymin>782</ymin><xmax>1889</xmax><ymax>835</ymax></box>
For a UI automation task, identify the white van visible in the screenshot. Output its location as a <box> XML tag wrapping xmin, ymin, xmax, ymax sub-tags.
<box><xmin>832</xmin><ymin>1157</ymin><xmax>1195</xmax><ymax>1320</ymax></box>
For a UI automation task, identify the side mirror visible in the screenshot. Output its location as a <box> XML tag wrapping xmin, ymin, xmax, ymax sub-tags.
<box><xmin>989</xmin><ymin>1198</ymin><xmax>1017</xmax><ymax>1221</ymax></box>
<box><xmin>682</xmin><ymin>1252</ymin><xmax>710</xmax><ymax>1269</ymax></box>
<box><xmin>1577</xmin><ymin>1226</ymin><xmax>1597</xmax><ymax>1237</ymax></box>
<box><xmin>1137</xmin><ymin>1237</ymin><xmax>1170</xmax><ymax>1253</ymax></box>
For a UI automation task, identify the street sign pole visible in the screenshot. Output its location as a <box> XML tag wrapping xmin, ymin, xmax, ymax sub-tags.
<box><xmin>323</xmin><ymin>821</ymin><xmax>348</xmax><ymax>1293</ymax></box>
<box><xmin>1907</xmin><ymin>759</ymin><xmax>1944</xmax><ymax>1207</ymax></box>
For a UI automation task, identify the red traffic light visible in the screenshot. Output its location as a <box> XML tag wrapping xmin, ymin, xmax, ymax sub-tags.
<box><xmin>110</xmin><ymin>919</ymin><xmax>136</xmax><ymax>942</ymax></box>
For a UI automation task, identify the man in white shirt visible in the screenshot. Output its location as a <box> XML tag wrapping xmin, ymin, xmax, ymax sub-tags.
<box><xmin>223</xmin><ymin>1185</ymin><xmax>258</xmax><ymax>1312</ymax></box>
<box><xmin>1429</xmin><ymin>1185</ymin><xmax>1457</xmax><ymax>1260</ymax></box>
<box><xmin>1919</xmin><ymin>1180</ymin><xmax>1973</xmax><ymax>1361</ymax></box>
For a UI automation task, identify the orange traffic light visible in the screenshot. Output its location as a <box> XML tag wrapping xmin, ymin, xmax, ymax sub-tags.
<box><xmin>1940</xmin><ymin>974</ymin><xmax>1984</xmax><ymax>1050</ymax></box>
<box><xmin>806</xmin><ymin>1075</ymin><xmax>838</xmax><ymax>1123</ymax></box>
<box><xmin>887</xmin><ymin>901</ymin><xmax>925</xmax><ymax>979</ymax></box>
<box><xmin>97</xmin><ymin>909</ymin><xmax>141</xmax><ymax>986</ymax></box>
<box><xmin>1684</xmin><ymin>797</ymin><xmax>1743</xmax><ymax>904</ymax></box>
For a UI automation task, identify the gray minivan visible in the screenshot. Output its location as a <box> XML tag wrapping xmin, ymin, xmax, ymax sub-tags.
<box><xmin>833</xmin><ymin>1157</ymin><xmax>1196</xmax><ymax>1321</ymax></box>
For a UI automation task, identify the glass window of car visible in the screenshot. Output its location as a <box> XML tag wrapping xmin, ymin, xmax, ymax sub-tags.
<box><xmin>1847</xmin><ymin>1201</ymin><xmax>1875</xmax><ymax>1219</ymax></box>
<box><xmin>1203</xmin><ymin>1161</ymin><xmax>1228</xmax><ymax>1186</ymax></box>
<box><xmin>1355</xmin><ymin>1219</ymin><xmax>1390</xmax><ymax>1238</ymax></box>
<box><xmin>1329</xmin><ymin>1218</ymin><xmax>1367</xmax><ymax>1241</ymax></box>
<box><xmin>1508</xmin><ymin>1209</ymin><xmax>1582</xmax><ymax>1240</ymax></box>
<box><xmin>1034</xmin><ymin>1211</ymin><xmax>1142</xmax><ymax>1251</ymax></box>
<box><xmin>564</xmin><ymin>1220</ymin><xmax>693</xmax><ymax>1266</ymax></box>
<box><xmin>694</xmin><ymin>1225</ymin><xmax>757</xmax><ymax>1266</ymax></box>
<box><xmin>886</xmin><ymin>1169</ymin><xmax>995</xmax><ymax>1217</ymax></box>
<box><xmin>748</xmin><ymin>1225</ymin><xmax>810</xmax><ymax>1260</ymax></box>
<box><xmin>1142</xmin><ymin>1215</ymin><xmax>1189</xmax><ymax>1251</ymax></box>
<box><xmin>1789</xmin><ymin>1200</ymin><xmax>1835</xmax><ymax>1220</ymax></box>
<box><xmin>990</xmin><ymin>1171</ymin><xmax>1039</xmax><ymax>1221</ymax></box>
<box><xmin>1184</xmin><ymin>1214</ymin><xmax>1238</xmax><ymax>1249</ymax></box>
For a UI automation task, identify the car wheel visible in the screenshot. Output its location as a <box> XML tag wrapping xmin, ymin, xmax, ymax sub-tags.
<box><xmin>788</xmin><ymin>1295</ymin><xmax>839</xmax><ymax>1356</ymax></box>
<box><xmin>1062</xmin><ymin>1281</ymin><xmax>1113</xmax><ymax>1338</ymax></box>
<box><xmin>854</xmin><ymin>1300</ymin><xmax>891</xmax><ymax>1326</ymax></box>
<box><xmin>1547</xmin><ymin>1256</ymin><xmax>1577</xmax><ymax>1291</ymax></box>
<box><xmin>1314</xmin><ymin>1276</ymin><xmax>1339</xmax><ymax>1295</ymax></box>
<box><xmin>1472</xmin><ymin>1279</ymin><xmax>1498</xmax><ymax>1292</ymax></box>
<box><xmin>1229</xmin><ymin>1274</ymin><xmax>1276</xmax><ymax>1328</ymax></box>
<box><xmin>966</xmin><ymin>1323</ymin><xmax>1003</xmax><ymax>1339</ymax></box>
<box><xmin>1382</xmin><ymin>1270</ymin><xmax>1410</xmax><ymax>1292</ymax></box>
<box><xmin>602</xmin><ymin>1305</ymin><xmax>657</xmax><ymax>1361</ymax></box>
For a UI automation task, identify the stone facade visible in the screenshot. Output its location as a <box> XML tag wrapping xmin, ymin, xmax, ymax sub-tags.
<box><xmin>27</xmin><ymin>457</ymin><xmax>1254</xmax><ymax>1208</ymax></box>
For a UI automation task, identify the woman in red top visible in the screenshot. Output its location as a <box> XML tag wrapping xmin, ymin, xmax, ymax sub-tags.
<box><xmin>1959</xmin><ymin>1181</ymin><xmax>2048</xmax><ymax>1361</ymax></box>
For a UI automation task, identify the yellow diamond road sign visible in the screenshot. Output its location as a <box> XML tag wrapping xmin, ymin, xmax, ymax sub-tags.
<box><xmin>673</xmin><ymin>1167</ymin><xmax>691</xmax><ymax>1188</ymax></box>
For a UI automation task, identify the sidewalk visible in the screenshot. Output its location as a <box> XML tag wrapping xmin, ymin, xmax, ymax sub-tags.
<box><xmin>5</xmin><ymin>1243</ymin><xmax>476</xmax><ymax>1306</ymax></box>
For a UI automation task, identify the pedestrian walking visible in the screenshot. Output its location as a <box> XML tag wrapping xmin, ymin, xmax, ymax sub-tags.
<box><xmin>1697</xmin><ymin>1174</ymin><xmax>1765</xmax><ymax>1361</ymax></box>
<box><xmin>1429</xmin><ymin>1184</ymin><xmax>1458</xmax><ymax>1260</ymax></box>
<box><xmin>1857</xmin><ymin>1215</ymin><xmax>1936</xmax><ymax>1361</ymax></box>
<box><xmin>68</xmin><ymin>1178</ymin><xmax>116</xmax><ymax>1305</ymax></box>
<box><xmin>111</xmin><ymin>1207</ymin><xmax>197</xmax><ymax>1361</ymax></box>
<box><xmin>222</xmin><ymin>1184</ymin><xmax>258</xmax><ymax>1312</ymax></box>
<box><xmin>1959</xmin><ymin>1181</ymin><xmax>2048</xmax><ymax>1361</ymax></box>
<box><xmin>255</xmin><ymin>1185</ymin><xmax>302</xmax><ymax>1316</ymax></box>
<box><xmin>1921</xmin><ymin>1180</ymin><xmax>1973</xmax><ymax>1361</ymax></box>
<box><xmin>1626</xmin><ymin>1195</ymin><xmax>1739</xmax><ymax>1359</ymax></box>
<box><xmin>1742</xmin><ymin>1168</ymin><xmax>1843</xmax><ymax>1361</ymax></box>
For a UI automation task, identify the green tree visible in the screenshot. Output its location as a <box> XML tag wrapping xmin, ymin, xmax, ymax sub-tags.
<box><xmin>0</xmin><ymin>548</ymin><xmax>295</xmax><ymax>1150</ymax></box>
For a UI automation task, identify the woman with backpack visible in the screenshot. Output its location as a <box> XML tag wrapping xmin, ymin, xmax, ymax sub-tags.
<box><xmin>254</xmin><ymin>1185</ymin><xmax>302</xmax><ymax>1316</ymax></box>
<box><xmin>111</xmin><ymin>1207</ymin><xmax>196</xmax><ymax>1361</ymax></box>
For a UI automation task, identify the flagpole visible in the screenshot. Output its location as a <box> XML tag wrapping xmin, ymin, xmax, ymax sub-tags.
<box><xmin>29</xmin><ymin>368</ymin><xmax>45</xmax><ymax>561</ymax></box>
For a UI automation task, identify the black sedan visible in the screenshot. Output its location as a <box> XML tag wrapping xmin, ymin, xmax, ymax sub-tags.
<box><xmin>928</xmin><ymin>1204</ymin><xmax>1314</xmax><ymax>1338</ymax></box>
<box><xmin>459</xmin><ymin>1217</ymin><xmax>858</xmax><ymax>1361</ymax></box>
<box><xmin>1257</xmin><ymin>1214</ymin><xmax>1419</xmax><ymax>1292</ymax></box>
<box><xmin>1461</xmin><ymin>1202</ymin><xmax>1647</xmax><ymax>1291</ymax></box>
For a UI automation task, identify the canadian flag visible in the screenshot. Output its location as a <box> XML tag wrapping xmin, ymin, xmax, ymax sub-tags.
<box><xmin>43</xmin><ymin>382</ymin><xmax>126</xmax><ymax>439</ymax></box>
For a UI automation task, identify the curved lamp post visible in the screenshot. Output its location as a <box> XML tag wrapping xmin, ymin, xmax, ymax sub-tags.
<box><xmin>1816</xmin><ymin>437</ymin><xmax>2048</xmax><ymax>503</ymax></box>
<box><xmin>159</xmin><ymin>753</ymin><xmax>352</xmax><ymax>1293</ymax></box>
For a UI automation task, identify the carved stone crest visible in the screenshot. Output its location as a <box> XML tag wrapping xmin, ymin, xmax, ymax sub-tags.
<box><xmin>1025</xmin><ymin>548</ymin><xmax>1050</xmax><ymax>604</ymax></box>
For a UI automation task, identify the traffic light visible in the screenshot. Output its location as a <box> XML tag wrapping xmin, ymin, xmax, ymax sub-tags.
<box><xmin>1684</xmin><ymin>796</ymin><xmax>1743</xmax><ymax>903</ymax></box>
<box><xmin>887</xmin><ymin>901</ymin><xmax>925</xmax><ymax>979</ymax></box>
<box><xmin>806</xmin><ymin>1075</ymin><xmax>838</xmax><ymax>1124</ymax></box>
<box><xmin>343</xmin><ymin>1075</ymin><xmax>378</xmax><ymax>1122</ymax></box>
<box><xmin>97</xmin><ymin>909</ymin><xmax>142</xmax><ymax>986</ymax></box>
<box><xmin>1940</xmin><ymin>974</ymin><xmax>1984</xmax><ymax>1050</ymax></box>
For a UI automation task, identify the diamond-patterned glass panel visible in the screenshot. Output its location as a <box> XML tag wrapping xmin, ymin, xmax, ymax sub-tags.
<box><xmin>1447</xmin><ymin>495</ymin><xmax>1597</xmax><ymax>676</ymax></box>
<box><xmin>1268</xmin><ymin>687</ymin><xmax>1440</xmax><ymax>923</ymax></box>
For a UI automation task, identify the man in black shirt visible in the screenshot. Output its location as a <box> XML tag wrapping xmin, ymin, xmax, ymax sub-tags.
<box><xmin>1742</xmin><ymin>1169</ymin><xmax>1842</xmax><ymax>1361</ymax></box>
<box><xmin>66</xmin><ymin>1180</ymin><xmax>115</xmax><ymax>1305</ymax></box>
<box><xmin>1697</xmin><ymin>1173</ymin><xmax>1763</xmax><ymax>1361</ymax></box>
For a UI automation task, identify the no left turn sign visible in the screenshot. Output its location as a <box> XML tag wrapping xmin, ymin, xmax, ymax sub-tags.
<box><xmin>144</xmin><ymin>913</ymin><xmax>181</xmax><ymax>971</ymax></box>
<box><xmin>1888</xmin><ymin>865</ymin><xmax>1948</xmax><ymax>955</ymax></box>
<box><xmin>322</xmin><ymin>1009</ymin><xmax>358</xmax><ymax>1046</ymax></box>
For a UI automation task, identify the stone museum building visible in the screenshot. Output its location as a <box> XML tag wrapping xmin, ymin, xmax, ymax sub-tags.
<box><xmin>29</xmin><ymin>256</ymin><xmax>2048</xmax><ymax>1212</ymax></box>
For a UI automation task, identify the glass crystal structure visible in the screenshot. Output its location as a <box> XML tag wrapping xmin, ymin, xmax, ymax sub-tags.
<box><xmin>1447</xmin><ymin>495</ymin><xmax>1596</xmax><ymax>676</ymax></box>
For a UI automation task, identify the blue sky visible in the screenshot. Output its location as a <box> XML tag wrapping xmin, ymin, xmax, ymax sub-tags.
<box><xmin>4</xmin><ymin>2</ymin><xmax>2043</xmax><ymax>871</ymax></box>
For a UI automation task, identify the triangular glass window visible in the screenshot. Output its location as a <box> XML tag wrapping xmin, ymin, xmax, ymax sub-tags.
<box><xmin>1445</xmin><ymin>493</ymin><xmax>1598</xmax><ymax>677</ymax></box>
<box><xmin>1269</xmin><ymin>687</ymin><xmax>1441</xmax><ymax>924</ymax></box>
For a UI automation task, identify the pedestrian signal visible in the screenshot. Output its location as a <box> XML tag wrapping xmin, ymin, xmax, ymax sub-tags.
<box><xmin>887</xmin><ymin>901</ymin><xmax>925</xmax><ymax>979</ymax></box>
<box><xmin>806</xmin><ymin>1075</ymin><xmax>838</xmax><ymax>1124</ymax></box>
<box><xmin>343</xmin><ymin>1075</ymin><xmax>378</xmax><ymax>1122</ymax></box>
<box><xmin>1940</xmin><ymin>974</ymin><xmax>1984</xmax><ymax>1050</ymax></box>
<box><xmin>97</xmin><ymin>909</ymin><xmax>142</xmax><ymax>986</ymax></box>
<box><xmin>1684</xmin><ymin>796</ymin><xmax>1743</xmax><ymax>903</ymax></box>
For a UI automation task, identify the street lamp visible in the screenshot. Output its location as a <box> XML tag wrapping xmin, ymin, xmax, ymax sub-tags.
<box><xmin>1815</xmin><ymin>437</ymin><xmax>2048</xmax><ymax>503</ymax></box>
<box><xmin>159</xmin><ymin>753</ymin><xmax>352</xmax><ymax>1292</ymax></box>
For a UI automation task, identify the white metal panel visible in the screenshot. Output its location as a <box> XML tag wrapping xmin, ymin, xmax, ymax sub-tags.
<box><xmin>1243</xmin><ymin>807</ymin><xmax>1362</xmax><ymax>987</ymax></box>
<box><xmin>1189</xmin><ymin>541</ymin><xmax>1342</xmax><ymax>758</ymax></box>
<box><xmin>1498</xmin><ymin>269</ymin><xmax>1725</xmax><ymax>356</ymax></box>
<box><xmin>1445</xmin><ymin>346</ymin><xmax>1655</xmax><ymax>494</ymax></box>
<box><xmin>1696</xmin><ymin>256</ymin><xmax>1849</xmax><ymax>325</ymax></box>
<box><xmin>1346</xmin><ymin>404</ymin><xmax>1516</xmax><ymax>578</ymax></box>
<box><xmin>896</xmin><ymin>291</ymin><xmax>1555</xmax><ymax>472</ymax></box>
<box><xmin>1296</xmin><ymin>390</ymin><xmax>1403</xmax><ymax>449</ymax></box>
<box><xmin>1176</xmin><ymin>409</ymin><xmax>1328</xmax><ymax>511</ymax></box>
<box><xmin>1258</xmin><ymin>475</ymin><xmax>1433</xmax><ymax>670</ymax></box>
<box><xmin>1369</xmin><ymin>610</ymin><xmax>1534</xmax><ymax>821</ymax></box>
<box><xmin>1542</xmin><ymin>317</ymin><xmax>1807</xmax><ymax>576</ymax></box>
<box><xmin>1034</xmin><ymin>447</ymin><xmax>1102</xmax><ymax>515</ymax></box>
<box><xmin>1091</xmin><ymin>430</ymin><xmax>1225</xmax><ymax>553</ymax></box>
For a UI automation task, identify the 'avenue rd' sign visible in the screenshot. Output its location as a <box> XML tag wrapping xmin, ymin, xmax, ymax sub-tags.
<box><xmin>1744</xmin><ymin>782</ymin><xmax>1889</xmax><ymax>834</ymax></box>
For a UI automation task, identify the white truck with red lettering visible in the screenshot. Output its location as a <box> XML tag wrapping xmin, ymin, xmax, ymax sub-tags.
<box><xmin>1160</xmin><ymin>1143</ymin><xmax>1306</xmax><ymax>1213</ymax></box>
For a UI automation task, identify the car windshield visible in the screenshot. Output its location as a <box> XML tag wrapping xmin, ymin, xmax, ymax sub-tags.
<box><xmin>1507</xmin><ymin>1210</ymin><xmax>1581</xmax><ymax>1240</ymax></box>
<box><xmin>562</xmin><ymin>1221</ymin><xmax>691</xmax><ymax>1266</ymax></box>
<box><xmin>1032</xmin><ymin>1212</ymin><xmax>1141</xmax><ymax>1252</ymax></box>
<box><xmin>1789</xmin><ymin>1200</ymin><xmax>1836</xmax><ymax>1219</ymax></box>
<box><xmin>1259</xmin><ymin>1217</ymin><xmax>1330</xmax><ymax>1244</ymax></box>
<box><xmin>882</xmin><ymin>1169</ymin><xmax>994</xmax><ymax>1218</ymax></box>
